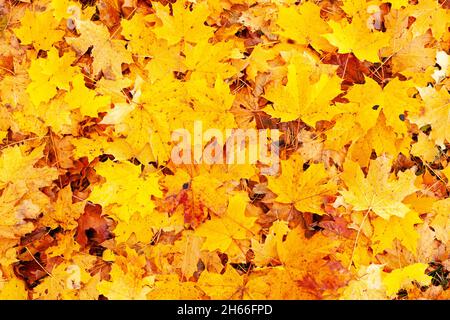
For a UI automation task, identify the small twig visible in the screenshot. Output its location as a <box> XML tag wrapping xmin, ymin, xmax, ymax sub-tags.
<box><xmin>25</xmin><ymin>246</ymin><xmax>54</xmax><ymax>279</ymax></box>
<box><xmin>348</xmin><ymin>207</ymin><xmax>371</xmax><ymax>270</ymax></box>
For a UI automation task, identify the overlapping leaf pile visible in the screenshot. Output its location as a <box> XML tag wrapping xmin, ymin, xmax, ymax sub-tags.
<box><xmin>0</xmin><ymin>0</ymin><xmax>449</xmax><ymax>299</ymax></box>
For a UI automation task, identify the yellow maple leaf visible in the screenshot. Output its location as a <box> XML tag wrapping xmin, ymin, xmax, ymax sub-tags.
<box><xmin>0</xmin><ymin>276</ymin><xmax>28</xmax><ymax>300</ymax></box>
<box><xmin>97</xmin><ymin>251</ymin><xmax>154</xmax><ymax>300</ymax></box>
<box><xmin>245</xmin><ymin>44</ymin><xmax>277</xmax><ymax>81</ymax></box>
<box><xmin>41</xmin><ymin>186</ymin><xmax>84</xmax><ymax>230</ymax></box>
<box><xmin>0</xmin><ymin>145</ymin><xmax>57</xmax><ymax>190</ymax></box>
<box><xmin>175</xmin><ymin>234</ymin><xmax>204</xmax><ymax>278</ymax></box>
<box><xmin>101</xmin><ymin>77</ymin><xmax>183</xmax><ymax>163</ymax></box>
<box><xmin>371</xmin><ymin>211</ymin><xmax>422</xmax><ymax>256</ymax></box>
<box><xmin>20</xmin><ymin>95</ymin><xmax>75</xmax><ymax>135</ymax></box>
<box><xmin>181</xmin><ymin>75</ymin><xmax>236</xmax><ymax>130</ymax></box>
<box><xmin>343</xmin><ymin>263</ymin><xmax>432</xmax><ymax>299</ymax></box>
<box><xmin>341</xmin><ymin>264</ymin><xmax>386</xmax><ymax>300</ymax></box>
<box><xmin>14</xmin><ymin>9</ymin><xmax>64</xmax><ymax>51</ymax></box>
<box><xmin>32</xmin><ymin>261</ymin><xmax>89</xmax><ymax>300</ymax></box>
<box><xmin>246</xmin><ymin>267</ymin><xmax>317</xmax><ymax>299</ymax></box>
<box><xmin>251</xmin><ymin>220</ymin><xmax>289</xmax><ymax>266</ymax></box>
<box><xmin>275</xmin><ymin>2</ymin><xmax>331</xmax><ymax>51</ymax></box>
<box><xmin>197</xmin><ymin>265</ymin><xmax>244</xmax><ymax>299</ymax></box>
<box><xmin>340</xmin><ymin>157</ymin><xmax>418</xmax><ymax>219</ymax></box>
<box><xmin>114</xmin><ymin>211</ymin><xmax>183</xmax><ymax>244</ymax></box>
<box><xmin>413</xmin><ymin>86</ymin><xmax>450</xmax><ymax>147</ymax></box>
<box><xmin>66</xmin><ymin>18</ymin><xmax>132</xmax><ymax>79</ymax></box>
<box><xmin>411</xmin><ymin>132</ymin><xmax>438</xmax><ymax>163</ymax></box>
<box><xmin>324</xmin><ymin>16</ymin><xmax>390</xmax><ymax>62</ymax></box>
<box><xmin>382</xmin><ymin>263</ymin><xmax>432</xmax><ymax>298</ymax></box>
<box><xmin>64</xmin><ymin>74</ymin><xmax>111</xmax><ymax>117</ymax></box>
<box><xmin>195</xmin><ymin>192</ymin><xmax>257</xmax><ymax>252</ymax></box>
<box><xmin>144</xmin><ymin>39</ymin><xmax>185</xmax><ymax>82</ymax></box>
<box><xmin>409</xmin><ymin>0</ymin><xmax>450</xmax><ymax>40</ymax></box>
<box><xmin>264</xmin><ymin>56</ymin><xmax>343</xmax><ymax>124</ymax></box>
<box><xmin>153</xmin><ymin>1</ymin><xmax>214</xmax><ymax>46</ymax></box>
<box><xmin>267</xmin><ymin>154</ymin><xmax>337</xmax><ymax>214</ymax></box>
<box><xmin>277</xmin><ymin>227</ymin><xmax>339</xmax><ymax>281</ymax></box>
<box><xmin>71</xmin><ymin>135</ymin><xmax>133</xmax><ymax>162</ymax></box>
<box><xmin>184</xmin><ymin>41</ymin><xmax>240</xmax><ymax>81</ymax></box>
<box><xmin>430</xmin><ymin>198</ymin><xmax>450</xmax><ymax>243</ymax></box>
<box><xmin>363</xmin><ymin>112</ymin><xmax>410</xmax><ymax>158</ymax></box>
<box><xmin>383</xmin><ymin>8</ymin><xmax>436</xmax><ymax>74</ymax></box>
<box><xmin>26</xmin><ymin>48</ymin><xmax>77</xmax><ymax>106</ymax></box>
<box><xmin>147</xmin><ymin>275</ymin><xmax>203</xmax><ymax>299</ymax></box>
<box><xmin>46</xmin><ymin>231</ymin><xmax>81</xmax><ymax>259</ymax></box>
<box><xmin>50</xmin><ymin>0</ymin><xmax>75</xmax><ymax>21</ymax></box>
<box><xmin>89</xmin><ymin>161</ymin><xmax>162</xmax><ymax>222</ymax></box>
<box><xmin>341</xmin><ymin>77</ymin><xmax>420</xmax><ymax>135</ymax></box>
<box><xmin>325</xmin><ymin>113</ymin><xmax>364</xmax><ymax>151</ymax></box>
<box><xmin>121</xmin><ymin>13</ymin><xmax>157</xmax><ymax>58</ymax></box>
